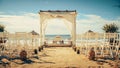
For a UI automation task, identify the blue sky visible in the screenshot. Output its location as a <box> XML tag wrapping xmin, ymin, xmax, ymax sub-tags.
<box><xmin>0</xmin><ymin>0</ymin><xmax>120</xmax><ymax>34</ymax></box>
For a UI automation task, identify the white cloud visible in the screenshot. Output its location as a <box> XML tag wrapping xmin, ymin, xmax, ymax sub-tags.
<box><xmin>0</xmin><ymin>13</ymin><xmax>71</xmax><ymax>34</ymax></box>
<box><xmin>45</xmin><ymin>18</ymin><xmax>71</xmax><ymax>35</ymax></box>
<box><xmin>0</xmin><ymin>13</ymin><xmax>40</xmax><ymax>33</ymax></box>
<box><xmin>77</xmin><ymin>14</ymin><xmax>120</xmax><ymax>34</ymax></box>
<box><xmin>0</xmin><ymin>12</ymin><xmax>120</xmax><ymax>34</ymax></box>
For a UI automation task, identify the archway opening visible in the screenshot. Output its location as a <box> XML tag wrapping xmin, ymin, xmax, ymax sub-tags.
<box><xmin>44</xmin><ymin>18</ymin><xmax>72</xmax><ymax>44</ymax></box>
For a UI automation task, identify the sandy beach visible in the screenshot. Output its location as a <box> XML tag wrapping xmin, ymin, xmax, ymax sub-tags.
<box><xmin>0</xmin><ymin>47</ymin><xmax>114</xmax><ymax>68</ymax></box>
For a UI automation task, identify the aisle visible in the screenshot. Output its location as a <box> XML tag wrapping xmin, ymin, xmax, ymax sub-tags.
<box><xmin>37</xmin><ymin>47</ymin><xmax>111</xmax><ymax>68</ymax></box>
<box><xmin>3</xmin><ymin>47</ymin><xmax>111</xmax><ymax>68</ymax></box>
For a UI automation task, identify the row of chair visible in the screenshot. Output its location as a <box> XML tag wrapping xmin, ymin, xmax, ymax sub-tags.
<box><xmin>0</xmin><ymin>32</ymin><xmax>44</xmax><ymax>61</ymax></box>
<box><xmin>74</xmin><ymin>33</ymin><xmax>120</xmax><ymax>59</ymax></box>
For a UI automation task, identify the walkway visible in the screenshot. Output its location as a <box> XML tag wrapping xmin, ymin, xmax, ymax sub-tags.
<box><xmin>36</xmin><ymin>47</ymin><xmax>112</xmax><ymax>68</ymax></box>
<box><xmin>0</xmin><ymin>47</ymin><xmax>113</xmax><ymax>68</ymax></box>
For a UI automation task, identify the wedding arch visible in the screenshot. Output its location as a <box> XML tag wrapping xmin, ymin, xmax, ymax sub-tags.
<box><xmin>39</xmin><ymin>10</ymin><xmax>77</xmax><ymax>46</ymax></box>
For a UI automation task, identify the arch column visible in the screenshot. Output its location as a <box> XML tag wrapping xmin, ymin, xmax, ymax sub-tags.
<box><xmin>72</xmin><ymin>17</ymin><xmax>76</xmax><ymax>46</ymax></box>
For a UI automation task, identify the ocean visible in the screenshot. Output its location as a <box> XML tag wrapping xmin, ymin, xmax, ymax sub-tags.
<box><xmin>45</xmin><ymin>35</ymin><xmax>71</xmax><ymax>44</ymax></box>
<box><xmin>45</xmin><ymin>34</ymin><xmax>71</xmax><ymax>40</ymax></box>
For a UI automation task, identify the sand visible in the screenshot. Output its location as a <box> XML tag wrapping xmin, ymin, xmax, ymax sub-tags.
<box><xmin>0</xmin><ymin>47</ymin><xmax>114</xmax><ymax>68</ymax></box>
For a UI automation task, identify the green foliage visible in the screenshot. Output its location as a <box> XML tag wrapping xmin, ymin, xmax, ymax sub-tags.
<box><xmin>103</xmin><ymin>23</ymin><xmax>119</xmax><ymax>33</ymax></box>
<box><xmin>0</xmin><ymin>24</ymin><xmax>5</xmax><ymax>32</ymax></box>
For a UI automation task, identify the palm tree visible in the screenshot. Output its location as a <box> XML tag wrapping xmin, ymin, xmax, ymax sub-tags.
<box><xmin>102</xmin><ymin>23</ymin><xmax>119</xmax><ymax>33</ymax></box>
<box><xmin>103</xmin><ymin>23</ymin><xmax>119</xmax><ymax>46</ymax></box>
<box><xmin>0</xmin><ymin>24</ymin><xmax>5</xmax><ymax>32</ymax></box>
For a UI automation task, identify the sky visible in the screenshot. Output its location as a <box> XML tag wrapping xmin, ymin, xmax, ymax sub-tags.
<box><xmin>0</xmin><ymin>0</ymin><xmax>120</xmax><ymax>35</ymax></box>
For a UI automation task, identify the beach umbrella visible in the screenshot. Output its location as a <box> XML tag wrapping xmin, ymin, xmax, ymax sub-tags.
<box><xmin>30</xmin><ymin>30</ymin><xmax>39</xmax><ymax>35</ymax></box>
<box><xmin>84</xmin><ymin>30</ymin><xmax>99</xmax><ymax>39</ymax></box>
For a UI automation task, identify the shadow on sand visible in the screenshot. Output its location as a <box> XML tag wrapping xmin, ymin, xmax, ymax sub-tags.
<box><xmin>13</xmin><ymin>57</ymin><xmax>55</xmax><ymax>65</ymax></box>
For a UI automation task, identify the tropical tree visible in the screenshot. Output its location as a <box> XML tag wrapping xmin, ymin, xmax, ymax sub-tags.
<box><xmin>103</xmin><ymin>23</ymin><xmax>119</xmax><ymax>45</ymax></box>
<box><xmin>102</xmin><ymin>23</ymin><xmax>119</xmax><ymax>33</ymax></box>
<box><xmin>0</xmin><ymin>24</ymin><xmax>5</xmax><ymax>32</ymax></box>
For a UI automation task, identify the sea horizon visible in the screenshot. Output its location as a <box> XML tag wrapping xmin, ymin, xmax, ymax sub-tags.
<box><xmin>45</xmin><ymin>34</ymin><xmax>71</xmax><ymax>40</ymax></box>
